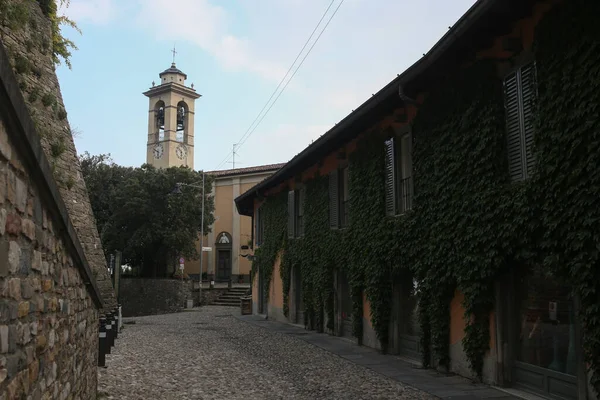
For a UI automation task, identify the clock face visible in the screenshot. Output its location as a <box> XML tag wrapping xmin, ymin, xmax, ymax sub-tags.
<box><xmin>176</xmin><ymin>144</ymin><xmax>187</xmax><ymax>160</ymax></box>
<box><xmin>153</xmin><ymin>144</ymin><xmax>164</xmax><ymax>159</ymax></box>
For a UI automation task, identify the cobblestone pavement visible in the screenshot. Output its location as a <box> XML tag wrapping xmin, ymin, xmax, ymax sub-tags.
<box><xmin>98</xmin><ymin>306</ymin><xmax>434</xmax><ymax>400</ymax></box>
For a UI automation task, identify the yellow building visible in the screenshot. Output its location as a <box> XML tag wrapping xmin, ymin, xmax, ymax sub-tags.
<box><xmin>185</xmin><ymin>164</ymin><xmax>284</xmax><ymax>283</ymax></box>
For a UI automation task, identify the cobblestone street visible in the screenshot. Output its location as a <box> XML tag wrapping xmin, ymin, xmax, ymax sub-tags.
<box><xmin>98</xmin><ymin>306</ymin><xmax>433</xmax><ymax>400</ymax></box>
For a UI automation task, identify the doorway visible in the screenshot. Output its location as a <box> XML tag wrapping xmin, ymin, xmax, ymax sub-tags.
<box><xmin>293</xmin><ymin>265</ymin><xmax>305</xmax><ymax>325</ymax></box>
<box><xmin>216</xmin><ymin>250</ymin><xmax>231</xmax><ymax>282</ymax></box>
<box><xmin>390</xmin><ymin>275</ymin><xmax>421</xmax><ymax>361</ymax></box>
<box><xmin>338</xmin><ymin>271</ymin><xmax>353</xmax><ymax>339</ymax></box>
<box><xmin>508</xmin><ymin>265</ymin><xmax>580</xmax><ymax>400</ymax></box>
<box><xmin>258</xmin><ymin>266</ymin><xmax>265</xmax><ymax>314</ymax></box>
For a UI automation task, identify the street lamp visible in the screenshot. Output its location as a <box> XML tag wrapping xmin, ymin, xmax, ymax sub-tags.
<box><xmin>174</xmin><ymin>171</ymin><xmax>206</xmax><ymax>306</ymax></box>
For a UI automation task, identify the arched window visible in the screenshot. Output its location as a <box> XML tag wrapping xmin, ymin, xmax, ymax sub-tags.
<box><xmin>155</xmin><ymin>100</ymin><xmax>165</xmax><ymax>142</ymax></box>
<box><xmin>176</xmin><ymin>101</ymin><xmax>188</xmax><ymax>142</ymax></box>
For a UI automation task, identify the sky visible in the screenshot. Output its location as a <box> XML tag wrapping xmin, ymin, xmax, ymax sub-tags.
<box><xmin>56</xmin><ymin>0</ymin><xmax>477</xmax><ymax>172</ymax></box>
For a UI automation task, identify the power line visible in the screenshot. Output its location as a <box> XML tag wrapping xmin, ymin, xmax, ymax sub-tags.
<box><xmin>236</xmin><ymin>0</ymin><xmax>344</xmax><ymax>152</ymax></box>
<box><xmin>214</xmin><ymin>0</ymin><xmax>342</xmax><ymax>169</ymax></box>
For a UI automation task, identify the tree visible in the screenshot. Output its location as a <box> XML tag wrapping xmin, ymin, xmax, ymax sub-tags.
<box><xmin>79</xmin><ymin>153</ymin><xmax>215</xmax><ymax>277</ymax></box>
<box><xmin>79</xmin><ymin>152</ymin><xmax>133</xmax><ymax>239</ymax></box>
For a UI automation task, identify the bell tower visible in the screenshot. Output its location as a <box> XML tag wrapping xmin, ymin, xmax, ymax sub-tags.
<box><xmin>143</xmin><ymin>58</ymin><xmax>201</xmax><ymax>169</ymax></box>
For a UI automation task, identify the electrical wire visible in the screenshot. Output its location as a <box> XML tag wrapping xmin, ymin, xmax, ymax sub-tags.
<box><xmin>214</xmin><ymin>0</ymin><xmax>343</xmax><ymax>169</ymax></box>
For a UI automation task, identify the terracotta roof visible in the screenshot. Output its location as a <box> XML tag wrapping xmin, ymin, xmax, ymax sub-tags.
<box><xmin>207</xmin><ymin>163</ymin><xmax>286</xmax><ymax>178</ymax></box>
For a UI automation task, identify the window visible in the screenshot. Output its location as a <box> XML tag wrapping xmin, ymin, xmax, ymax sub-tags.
<box><xmin>288</xmin><ymin>187</ymin><xmax>305</xmax><ymax>238</ymax></box>
<box><xmin>255</xmin><ymin>206</ymin><xmax>264</xmax><ymax>246</ymax></box>
<box><xmin>504</xmin><ymin>62</ymin><xmax>537</xmax><ymax>181</ymax></box>
<box><xmin>295</xmin><ymin>188</ymin><xmax>305</xmax><ymax>237</ymax></box>
<box><xmin>329</xmin><ymin>166</ymin><xmax>349</xmax><ymax>229</ymax></box>
<box><xmin>384</xmin><ymin>133</ymin><xmax>413</xmax><ymax>216</ymax></box>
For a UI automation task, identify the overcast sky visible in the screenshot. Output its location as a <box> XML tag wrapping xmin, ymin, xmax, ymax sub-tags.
<box><xmin>57</xmin><ymin>0</ymin><xmax>476</xmax><ymax>171</ymax></box>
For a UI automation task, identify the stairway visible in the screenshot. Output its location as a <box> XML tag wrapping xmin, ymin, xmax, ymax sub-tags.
<box><xmin>212</xmin><ymin>287</ymin><xmax>250</xmax><ymax>307</ymax></box>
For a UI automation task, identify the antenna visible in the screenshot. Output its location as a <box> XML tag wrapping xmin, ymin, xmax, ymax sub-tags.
<box><xmin>227</xmin><ymin>144</ymin><xmax>243</xmax><ymax>169</ymax></box>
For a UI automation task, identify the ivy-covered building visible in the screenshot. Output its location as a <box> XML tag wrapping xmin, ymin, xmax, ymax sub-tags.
<box><xmin>235</xmin><ymin>1</ymin><xmax>600</xmax><ymax>399</ymax></box>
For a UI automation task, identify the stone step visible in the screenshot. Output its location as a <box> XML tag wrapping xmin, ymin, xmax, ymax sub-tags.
<box><xmin>219</xmin><ymin>294</ymin><xmax>245</xmax><ymax>299</ymax></box>
<box><xmin>215</xmin><ymin>296</ymin><xmax>241</xmax><ymax>301</ymax></box>
<box><xmin>213</xmin><ymin>301</ymin><xmax>240</xmax><ymax>307</ymax></box>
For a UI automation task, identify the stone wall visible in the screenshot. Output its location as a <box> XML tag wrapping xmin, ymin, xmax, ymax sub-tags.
<box><xmin>0</xmin><ymin>46</ymin><xmax>101</xmax><ymax>398</ymax></box>
<box><xmin>120</xmin><ymin>279</ymin><xmax>192</xmax><ymax>317</ymax></box>
<box><xmin>0</xmin><ymin>0</ymin><xmax>117</xmax><ymax>311</ymax></box>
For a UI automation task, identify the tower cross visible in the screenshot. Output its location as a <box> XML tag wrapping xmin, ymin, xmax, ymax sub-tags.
<box><xmin>171</xmin><ymin>46</ymin><xmax>177</xmax><ymax>64</ymax></box>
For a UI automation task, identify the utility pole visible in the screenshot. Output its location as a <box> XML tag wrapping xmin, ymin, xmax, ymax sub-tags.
<box><xmin>199</xmin><ymin>171</ymin><xmax>205</xmax><ymax>306</ymax></box>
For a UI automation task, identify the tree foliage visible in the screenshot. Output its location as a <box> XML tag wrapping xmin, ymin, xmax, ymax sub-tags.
<box><xmin>79</xmin><ymin>153</ymin><xmax>215</xmax><ymax>278</ymax></box>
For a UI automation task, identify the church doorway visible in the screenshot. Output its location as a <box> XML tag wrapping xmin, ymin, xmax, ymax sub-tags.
<box><xmin>216</xmin><ymin>250</ymin><xmax>231</xmax><ymax>282</ymax></box>
<box><xmin>215</xmin><ymin>232</ymin><xmax>232</xmax><ymax>282</ymax></box>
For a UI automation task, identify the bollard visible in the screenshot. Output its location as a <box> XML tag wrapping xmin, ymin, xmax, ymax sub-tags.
<box><xmin>109</xmin><ymin>311</ymin><xmax>116</xmax><ymax>348</ymax></box>
<box><xmin>118</xmin><ymin>303</ymin><xmax>122</xmax><ymax>332</ymax></box>
<box><xmin>105</xmin><ymin>312</ymin><xmax>113</xmax><ymax>354</ymax></box>
<box><xmin>98</xmin><ymin>316</ymin><xmax>107</xmax><ymax>367</ymax></box>
<box><xmin>113</xmin><ymin>308</ymin><xmax>119</xmax><ymax>340</ymax></box>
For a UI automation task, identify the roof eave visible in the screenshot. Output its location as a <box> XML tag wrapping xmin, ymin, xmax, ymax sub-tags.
<box><xmin>234</xmin><ymin>0</ymin><xmax>509</xmax><ymax>217</ymax></box>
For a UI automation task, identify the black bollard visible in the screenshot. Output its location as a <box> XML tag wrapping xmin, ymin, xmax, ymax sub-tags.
<box><xmin>113</xmin><ymin>308</ymin><xmax>119</xmax><ymax>340</ymax></box>
<box><xmin>118</xmin><ymin>303</ymin><xmax>122</xmax><ymax>333</ymax></box>
<box><xmin>98</xmin><ymin>316</ymin><xmax>107</xmax><ymax>367</ymax></box>
<box><xmin>105</xmin><ymin>312</ymin><xmax>113</xmax><ymax>354</ymax></box>
<box><xmin>109</xmin><ymin>311</ymin><xmax>116</xmax><ymax>348</ymax></box>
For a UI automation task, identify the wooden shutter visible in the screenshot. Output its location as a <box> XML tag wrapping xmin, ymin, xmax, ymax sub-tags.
<box><xmin>504</xmin><ymin>71</ymin><xmax>524</xmax><ymax>181</ymax></box>
<box><xmin>298</xmin><ymin>187</ymin><xmax>306</xmax><ymax>236</ymax></box>
<box><xmin>520</xmin><ymin>62</ymin><xmax>536</xmax><ymax>177</ymax></box>
<box><xmin>384</xmin><ymin>138</ymin><xmax>396</xmax><ymax>216</ymax></box>
<box><xmin>288</xmin><ymin>190</ymin><xmax>295</xmax><ymax>238</ymax></box>
<box><xmin>255</xmin><ymin>207</ymin><xmax>260</xmax><ymax>246</ymax></box>
<box><xmin>329</xmin><ymin>170</ymin><xmax>339</xmax><ymax>229</ymax></box>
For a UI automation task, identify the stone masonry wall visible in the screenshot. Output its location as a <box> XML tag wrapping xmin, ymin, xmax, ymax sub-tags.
<box><xmin>120</xmin><ymin>278</ymin><xmax>192</xmax><ymax>317</ymax></box>
<box><xmin>0</xmin><ymin>0</ymin><xmax>117</xmax><ymax>310</ymax></box>
<box><xmin>0</xmin><ymin>117</ymin><xmax>99</xmax><ymax>397</ymax></box>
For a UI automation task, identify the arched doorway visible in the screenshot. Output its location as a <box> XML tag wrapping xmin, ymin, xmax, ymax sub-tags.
<box><xmin>215</xmin><ymin>232</ymin><xmax>232</xmax><ymax>282</ymax></box>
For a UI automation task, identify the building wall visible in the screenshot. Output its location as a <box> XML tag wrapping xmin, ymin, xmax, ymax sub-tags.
<box><xmin>0</xmin><ymin>92</ymin><xmax>99</xmax><ymax>398</ymax></box>
<box><xmin>267</xmin><ymin>253</ymin><xmax>285</xmax><ymax>323</ymax></box>
<box><xmin>185</xmin><ymin>171</ymin><xmax>278</xmax><ymax>282</ymax></box>
<box><xmin>0</xmin><ymin>0</ymin><xmax>116</xmax><ymax>311</ymax></box>
<box><xmin>246</xmin><ymin>2</ymin><xmax>600</xmax><ymax>399</ymax></box>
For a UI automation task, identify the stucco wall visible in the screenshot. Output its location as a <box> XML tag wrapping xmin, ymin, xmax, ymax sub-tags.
<box><xmin>449</xmin><ymin>291</ymin><xmax>497</xmax><ymax>384</ymax></box>
<box><xmin>267</xmin><ymin>253</ymin><xmax>286</xmax><ymax>323</ymax></box>
<box><xmin>120</xmin><ymin>278</ymin><xmax>192</xmax><ymax>317</ymax></box>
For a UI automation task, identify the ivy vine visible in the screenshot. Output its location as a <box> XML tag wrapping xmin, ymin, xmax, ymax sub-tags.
<box><xmin>252</xmin><ymin>0</ymin><xmax>600</xmax><ymax>395</ymax></box>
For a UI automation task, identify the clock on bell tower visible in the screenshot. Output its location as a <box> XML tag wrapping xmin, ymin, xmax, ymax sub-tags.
<box><xmin>143</xmin><ymin>57</ymin><xmax>201</xmax><ymax>169</ymax></box>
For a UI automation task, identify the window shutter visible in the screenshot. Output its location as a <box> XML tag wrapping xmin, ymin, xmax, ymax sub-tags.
<box><xmin>520</xmin><ymin>62</ymin><xmax>536</xmax><ymax>177</ymax></box>
<box><xmin>504</xmin><ymin>71</ymin><xmax>524</xmax><ymax>181</ymax></box>
<box><xmin>299</xmin><ymin>187</ymin><xmax>306</xmax><ymax>236</ymax></box>
<box><xmin>255</xmin><ymin>207</ymin><xmax>260</xmax><ymax>246</ymax></box>
<box><xmin>329</xmin><ymin>170</ymin><xmax>339</xmax><ymax>229</ymax></box>
<box><xmin>384</xmin><ymin>138</ymin><xmax>396</xmax><ymax>216</ymax></box>
<box><xmin>288</xmin><ymin>190</ymin><xmax>295</xmax><ymax>238</ymax></box>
